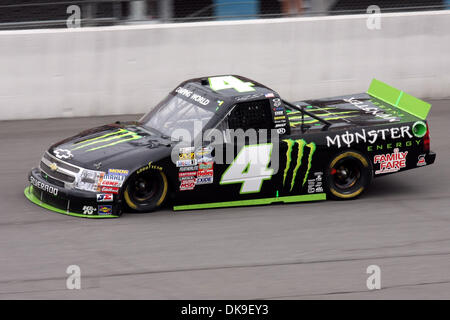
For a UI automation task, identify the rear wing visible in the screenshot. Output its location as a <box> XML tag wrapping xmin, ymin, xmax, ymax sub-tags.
<box><xmin>367</xmin><ymin>79</ymin><xmax>431</xmax><ymax>120</ymax></box>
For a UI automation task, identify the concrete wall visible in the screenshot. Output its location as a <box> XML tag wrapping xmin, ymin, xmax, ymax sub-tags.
<box><xmin>0</xmin><ymin>11</ymin><xmax>449</xmax><ymax>120</ymax></box>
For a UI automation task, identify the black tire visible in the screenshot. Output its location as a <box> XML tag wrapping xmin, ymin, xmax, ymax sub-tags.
<box><xmin>325</xmin><ymin>150</ymin><xmax>372</xmax><ymax>200</ymax></box>
<box><xmin>123</xmin><ymin>170</ymin><xmax>168</xmax><ymax>212</ymax></box>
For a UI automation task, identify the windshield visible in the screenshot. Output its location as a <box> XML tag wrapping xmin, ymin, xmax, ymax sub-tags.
<box><xmin>140</xmin><ymin>94</ymin><xmax>215</xmax><ymax>139</ymax></box>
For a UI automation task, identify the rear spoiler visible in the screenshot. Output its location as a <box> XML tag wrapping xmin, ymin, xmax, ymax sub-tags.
<box><xmin>367</xmin><ymin>79</ymin><xmax>431</xmax><ymax>120</ymax></box>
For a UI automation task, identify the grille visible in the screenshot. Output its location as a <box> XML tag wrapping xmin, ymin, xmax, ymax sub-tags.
<box><xmin>43</xmin><ymin>153</ymin><xmax>80</xmax><ymax>173</ymax></box>
<box><xmin>40</xmin><ymin>161</ymin><xmax>76</xmax><ymax>183</ymax></box>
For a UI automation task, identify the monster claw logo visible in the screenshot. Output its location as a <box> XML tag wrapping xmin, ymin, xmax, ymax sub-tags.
<box><xmin>71</xmin><ymin>129</ymin><xmax>142</xmax><ymax>152</ymax></box>
<box><xmin>282</xmin><ymin>139</ymin><xmax>316</xmax><ymax>191</ymax></box>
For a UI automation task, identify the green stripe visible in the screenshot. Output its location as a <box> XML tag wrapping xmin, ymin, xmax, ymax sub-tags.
<box><xmin>290</xmin><ymin>115</ymin><xmax>360</xmax><ymax>126</ymax></box>
<box><xmin>288</xmin><ymin>111</ymin><xmax>359</xmax><ymax>120</ymax></box>
<box><xmin>72</xmin><ymin>129</ymin><xmax>127</xmax><ymax>146</ymax></box>
<box><xmin>24</xmin><ymin>186</ymin><xmax>119</xmax><ymax>219</ymax></box>
<box><xmin>173</xmin><ymin>193</ymin><xmax>326</xmax><ymax>211</ymax></box>
<box><xmin>86</xmin><ymin>135</ymin><xmax>141</xmax><ymax>151</ymax></box>
<box><xmin>395</xmin><ymin>90</ymin><xmax>404</xmax><ymax>106</ymax></box>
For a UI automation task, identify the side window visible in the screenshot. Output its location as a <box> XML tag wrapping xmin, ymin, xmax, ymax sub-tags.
<box><xmin>227</xmin><ymin>99</ymin><xmax>273</xmax><ymax>131</ymax></box>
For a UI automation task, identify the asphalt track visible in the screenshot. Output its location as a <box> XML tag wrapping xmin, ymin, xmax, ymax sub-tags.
<box><xmin>0</xmin><ymin>99</ymin><xmax>449</xmax><ymax>300</ymax></box>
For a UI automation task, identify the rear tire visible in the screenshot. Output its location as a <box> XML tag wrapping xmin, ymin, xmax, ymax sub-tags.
<box><xmin>124</xmin><ymin>170</ymin><xmax>168</xmax><ymax>212</ymax></box>
<box><xmin>325</xmin><ymin>150</ymin><xmax>372</xmax><ymax>200</ymax></box>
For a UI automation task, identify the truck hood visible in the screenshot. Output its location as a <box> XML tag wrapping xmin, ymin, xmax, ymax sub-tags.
<box><xmin>48</xmin><ymin>122</ymin><xmax>173</xmax><ymax>170</ymax></box>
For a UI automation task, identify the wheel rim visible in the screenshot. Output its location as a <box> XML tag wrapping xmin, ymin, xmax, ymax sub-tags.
<box><xmin>129</xmin><ymin>173</ymin><xmax>160</xmax><ymax>204</ymax></box>
<box><xmin>330</xmin><ymin>158</ymin><xmax>362</xmax><ymax>191</ymax></box>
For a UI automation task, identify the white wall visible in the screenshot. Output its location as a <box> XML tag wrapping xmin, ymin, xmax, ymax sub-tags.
<box><xmin>0</xmin><ymin>11</ymin><xmax>449</xmax><ymax>120</ymax></box>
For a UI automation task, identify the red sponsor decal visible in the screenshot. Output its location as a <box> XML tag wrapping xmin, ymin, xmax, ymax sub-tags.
<box><xmin>99</xmin><ymin>180</ymin><xmax>121</xmax><ymax>187</ymax></box>
<box><xmin>101</xmin><ymin>186</ymin><xmax>120</xmax><ymax>194</ymax></box>
<box><xmin>179</xmin><ymin>171</ymin><xmax>197</xmax><ymax>178</ymax></box>
<box><xmin>374</xmin><ymin>148</ymin><xmax>408</xmax><ymax>174</ymax></box>
<box><xmin>180</xmin><ymin>179</ymin><xmax>196</xmax><ymax>191</ymax></box>
<box><xmin>197</xmin><ymin>169</ymin><xmax>213</xmax><ymax>177</ymax></box>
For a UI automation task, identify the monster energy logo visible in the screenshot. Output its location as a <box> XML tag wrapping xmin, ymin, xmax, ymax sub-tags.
<box><xmin>71</xmin><ymin>129</ymin><xmax>142</xmax><ymax>152</ymax></box>
<box><xmin>282</xmin><ymin>139</ymin><xmax>316</xmax><ymax>191</ymax></box>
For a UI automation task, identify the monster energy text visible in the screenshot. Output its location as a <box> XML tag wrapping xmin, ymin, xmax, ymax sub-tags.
<box><xmin>326</xmin><ymin>126</ymin><xmax>412</xmax><ymax>149</ymax></box>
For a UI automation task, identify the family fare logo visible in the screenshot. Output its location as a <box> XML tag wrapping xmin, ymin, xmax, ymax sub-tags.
<box><xmin>374</xmin><ymin>148</ymin><xmax>408</xmax><ymax>174</ymax></box>
<box><xmin>326</xmin><ymin>126</ymin><xmax>412</xmax><ymax>148</ymax></box>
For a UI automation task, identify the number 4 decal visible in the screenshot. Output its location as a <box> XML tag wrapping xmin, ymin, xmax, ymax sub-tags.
<box><xmin>220</xmin><ymin>144</ymin><xmax>273</xmax><ymax>194</ymax></box>
<box><xmin>209</xmin><ymin>76</ymin><xmax>255</xmax><ymax>93</ymax></box>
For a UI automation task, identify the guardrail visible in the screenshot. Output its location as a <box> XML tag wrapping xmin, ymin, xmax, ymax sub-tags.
<box><xmin>0</xmin><ymin>10</ymin><xmax>449</xmax><ymax>120</ymax></box>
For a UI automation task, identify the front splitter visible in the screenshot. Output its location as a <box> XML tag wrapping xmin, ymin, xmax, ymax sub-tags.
<box><xmin>24</xmin><ymin>186</ymin><xmax>120</xmax><ymax>219</ymax></box>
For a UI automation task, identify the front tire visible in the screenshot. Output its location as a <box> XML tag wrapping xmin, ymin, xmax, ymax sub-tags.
<box><xmin>325</xmin><ymin>150</ymin><xmax>372</xmax><ymax>200</ymax></box>
<box><xmin>124</xmin><ymin>170</ymin><xmax>168</xmax><ymax>212</ymax></box>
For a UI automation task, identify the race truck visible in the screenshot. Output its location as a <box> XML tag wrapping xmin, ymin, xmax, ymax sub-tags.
<box><xmin>25</xmin><ymin>75</ymin><xmax>436</xmax><ymax>218</ymax></box>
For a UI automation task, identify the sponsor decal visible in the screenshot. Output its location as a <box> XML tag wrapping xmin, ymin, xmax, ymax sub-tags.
<box><xmin>195</xmin><ymin>146</ymin><xmax>213</xmax><ymax>157</ymax></box>
<box><xmin>272</xmin><ymin>98</ymin><xmax>282</xmax><ymax>107</ymax></box>
<box><xmin>275</xmin><ymin>123</ymin><xmax>287</xmax><ymax>128</ymax></box>
<box><xmin>98</xmin><ymin>205</ymin><xmax>113</xmax><ymax>215</ymax></box>
<box><xmin>54</xmin><ymin>149</ymin><xmax>73</xmax><ymax>160</ymax></box>
<box><xmin>417</xmin><ymin>154</ymin><xmax>426</xmax><ymax>167</ymax></box>
<box><xmin>274</xmin><ymin>116</ymin><xmax>286</xmax><ymax>121</ymax></box>
<box><xmin>179</xmin><ymin>152</ymin><xmax>195</xmax><ymax>160</ymax></box>
<box><xmin>108</xmin><ymin>169</ymin><xmax>129</xmax><ymax>176</ymax></box>
<box><xmin>83</xmin><ymin>206</ymin><xmax>96</xmax><ymax>215</ymax></box>
<box><xmin>179</xmin><ymin>165</ymin><xmax>198</xmax><ymax>172</ymax></box>
<box><xmin>97</xmin><ymin>193</ymin><xmax>113</xmax><ymax>202</ymax></box>
<box><xmin>197</xmin><ymin>169</ymin><xmax>213</xmax><ymax>177</ymax></box>
<box><xmin>274</xmin><ymin>111</ymin><xmax>284</xmax><ymax>116</ymax></box>
<box><xmin>265</xmin><ymin>93</ymin><xmax>275</xmax><ymax>98</ymax></box>
<box><xmin>99</xmin><ymin>180</ymin><xmax>121</xmax><ymax>187</ymax></box>
<box><xmin>367</xmin><ymin>139</ymin><xmax>421</xmax><ymax>152</ymax></box>
<box><xmin>277</xmin><ymin>128</ymin><xmax>286</xmax><ymax>135</ymax></box>
<box><xmin>176</xmin><ymin>159</ymin><xmax>197</xmax><ymax>167</ymax></box>
<box><xmin>71</xmin><ymin>128</ymin><xmax>142</xmax><ymax>152</ymax></box>
<box><xmin>137</xmin><ymin>161</ymin><xmax>163</xmax><ymax>174</ymax></box>
<box><xmin>180</xmin><ymin>147</ymin><xmax>195</xmax><ymax>153</ymax></box>
<box><xmin>343</xmin><ymin>97</ymin><xmax>399</xmax><ymax>122</ymax></box>
<box><xmin>179</xmin><ymin>171</ymin><xmax>197</xmax><ymax>180</ymax></box>
<box><xmin>282</xmin><ymin>139</ymin><xmax>316</xmax><ymax>191</ymax></box>
<box><xmin>374</xmin><ymin>148</ymin><xmax>408</xmax><ymax>174</ymax></box>
<box><xmin>180</xmin><ymin>179</ymin><xmax>196</xmax><ymax>191</ymax></box>
<box><xmin>307</xmin><ymin>172</ymin><xmax>323</xmax><ymax>194</ymax></box>
<box><xmin>196</xmin><ymin>176</ymin><xmax>213</xmax><ymax>185</ymax></box>
<box><xmin>30</xmin><ymin>176</ymin><xmax>58</xmax><ymax>196</ymax></box>
<box><xmin>197</xmin><ymin>157</ymin><xmax>213</xmax><ymax>164</ymax></box>
<box><xmin>326</xmin><ymin>126</ymin><xmax>412</xmax><ymax>149</ymax></box>
<box><xmin>99</xmin><ymin>174</ymin><xmax>125</xmax><ymax>187</ymax></box>
<box><xmin>198</xmin><ymin>162</ymin><xmax>213</xmax><ymax>170</ymax></box>
<box><xmin>175</xmin><ymin>87</ymin><xmax>210</xmax><ymax>106</ymax></box>
<box><xmin>101</xmin><ymin>186</ymin><xmax>119</xmax><ymax>194</ymax></box>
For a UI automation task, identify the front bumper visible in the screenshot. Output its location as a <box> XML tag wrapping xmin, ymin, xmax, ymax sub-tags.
<box><xmin>25</xmin><ymin>168</ymin><xmax>121</xmax><ymax>218</ymax></box>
